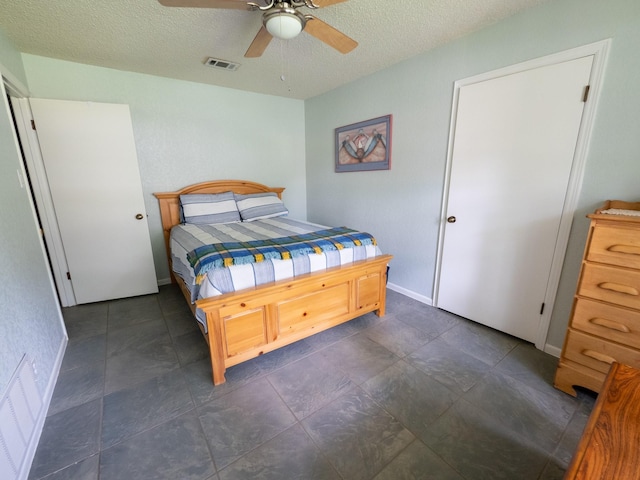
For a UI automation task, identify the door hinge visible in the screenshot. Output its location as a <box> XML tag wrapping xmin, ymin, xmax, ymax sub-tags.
<box><xmin>31</xmin><ymin>119</ymin><xmax>36</xmax><ymax>130</ymax></box>
<box><xmin>582</xmin><ymin>85</ymin><xmax>590</xmax><ymax>103</ymax></box>
<box><xmin>66</xmin><ymin>271</ymin><xmax>71</xmax><ymax>280</ymax></box>
<box><xmin>540</xmin><ymin>302</ymin><xmax>545</xmax><ymax>315</ymax></box>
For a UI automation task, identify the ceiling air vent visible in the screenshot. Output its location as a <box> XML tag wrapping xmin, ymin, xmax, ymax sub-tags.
<box><xmin>205</xmin><ymin>57</ymin><xmax>240</xmax><ymax>71</ymax></box>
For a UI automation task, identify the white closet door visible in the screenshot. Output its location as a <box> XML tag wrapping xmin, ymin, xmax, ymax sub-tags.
<box><xmin>30</xmin><ymin>98</ymin><xmax>157</xmax><ymax>304</ymax></box>
<box><xmin>436</xmin><ymin>56</ymin><xmax>593</xmax><ymax>343</ymax></box>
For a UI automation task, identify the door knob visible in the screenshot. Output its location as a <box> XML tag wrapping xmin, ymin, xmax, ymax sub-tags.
<box><xmin>447</xmin><ymin>216</ymin><xmax>456</xmax><ymax>223</ymax></box>
<box><xmin>135</xmin><ymin>213</ymin><xmax>144</xmax><ymax>220</ymax></box>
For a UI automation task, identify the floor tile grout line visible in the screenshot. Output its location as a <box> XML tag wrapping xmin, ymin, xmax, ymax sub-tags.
<box><xmin>293</xmin><ymin>404</ymin><xmax>348</xmax><ymax>480</ymax></box>
<box><xmin>193</xmin><ymin>406</ymin><xmax>220</xmax><ymax>476</ymax></box>
<box><xmin>356</xmin><ymin>367</ymin><xmax>476</xmax><ymax>479</ymax></box>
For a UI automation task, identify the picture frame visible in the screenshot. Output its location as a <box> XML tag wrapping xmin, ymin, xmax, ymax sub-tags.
<box><xmin>335</xmin><ymin>115</ymin><xmax>392</xmax><ymax>172</ymax></box>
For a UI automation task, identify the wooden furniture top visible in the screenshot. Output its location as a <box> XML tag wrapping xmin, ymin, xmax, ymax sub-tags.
<box><xmin>564</xmin><ymin>362</ymin><xmax>640</xmax><ymax>479</ymax></box>
<box><xmin>588</xmin><ymin>199</ymin><xmax>640</xmax><ymax>224</ymax></box>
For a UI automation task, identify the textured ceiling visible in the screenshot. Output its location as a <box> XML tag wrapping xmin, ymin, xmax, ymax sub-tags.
<box><xmin>0</xmin><ymin>0</ymin><xmax>550</xmax><ymax>99</ymax></box>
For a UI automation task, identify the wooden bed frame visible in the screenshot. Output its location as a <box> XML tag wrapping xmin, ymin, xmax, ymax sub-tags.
<box><xmin>154</xmin><ymin>180</ymin><xmax>392</xmax><ymax>385</ymax></box>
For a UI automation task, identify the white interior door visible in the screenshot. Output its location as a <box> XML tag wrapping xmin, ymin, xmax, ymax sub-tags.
<box><xmin>435</xmin><ymin>56</ymin><xmax>593</xmax><ymax>343</ymax></box>
<box><xmin>29</xmin><ymin>98</ymin><xmax>158</xmax><ymax>304</ymax></box>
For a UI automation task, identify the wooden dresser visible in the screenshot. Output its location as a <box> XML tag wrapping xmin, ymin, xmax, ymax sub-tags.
<box><xmin>564</xmin><ymin>362</ymin><xmax>640</xmax><ymax>479</ymax></box>
<box><xmin>555</xmin><ymin>200</ymin><xmax>640</xmax><ymax>396</ymax></box>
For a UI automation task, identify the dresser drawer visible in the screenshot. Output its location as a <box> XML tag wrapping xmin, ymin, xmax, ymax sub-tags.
<box><xmin>579</xmin><ymin>263</ymin><xmax>640</xmax><ymax>310</ymax></box>
<box><xmin>588</xmin><ymin>224</ymin><xmax>640</xmax><ymax>269</ymax></box>
<box><xmin>563</xmin><ymin>329</ymin><xmax>640</xmax><ymax>374</ymax></box>
<box><xmin>572</xmin><ymin>298</ymin><xmax>640</xmax><ymax>349</ymax></box>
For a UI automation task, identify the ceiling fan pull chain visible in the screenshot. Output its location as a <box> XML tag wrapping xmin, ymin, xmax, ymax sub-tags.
<box><xmin>286</xmin><ymin>42</ymin><xmax>291</xmax><ymax>92</ymax></box>
<box><xmin>280</xmin><ymin>38</ymin><xmax>285</xmax><ymax>82</ymax></box>
<box><xmin>279</xmin><ymin>39</ymin><xmax>292</xmax><ymax>92</ymax></box>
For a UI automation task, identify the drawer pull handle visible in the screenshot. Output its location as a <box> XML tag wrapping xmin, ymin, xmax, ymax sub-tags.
<box><xmin>582</xmin><ymin>349</ymin><xmax>616</xmax><ymax>365</ymax></box>
<box><xmin>608</xmin><ymin>244</ymin><xmax>640</xmax><ymax>256</ymax></box>
<box><xmin>589</xmin><ymin>317</ymin><xmax>631</xmax><ymax>333</ymax></box>
<box><xmin>598</xmin><ymin>282</ymin><xmax>639</xmax><ymax>296</ymax></box>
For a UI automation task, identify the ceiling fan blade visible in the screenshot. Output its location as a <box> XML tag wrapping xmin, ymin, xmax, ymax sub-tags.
<box><xmin>245</xmin><ymin>26</ymin><xmax>273</xmax><ymax>57</ymax></box>
<box><xmin>312</xmin><ymin>0</ymin><xmax>349</xmax><ymax>7</ymax></box>
<box><xmin>304</xmin><ymin>15</ymin><xmax>357</xmax><ymax>54</ymax></box>
<box><xmin>158</xmin><ymin>0</ymin><xmax>251</xmax><ymax>9</ymax></box>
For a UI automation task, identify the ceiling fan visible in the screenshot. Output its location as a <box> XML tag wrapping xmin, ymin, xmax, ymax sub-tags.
<box><xmin>158</xmin><ymin>0</ymin><xmax>357</xmax><ymax>58</ymax></box>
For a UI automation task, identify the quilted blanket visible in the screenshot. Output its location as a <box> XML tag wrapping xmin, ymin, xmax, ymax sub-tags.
<box><xmin>187</xmin><ymin>226</ymin><xmax>377</xmax><ymax>285</ymax></box>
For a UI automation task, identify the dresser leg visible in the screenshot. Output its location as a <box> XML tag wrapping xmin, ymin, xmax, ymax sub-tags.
<box><xmin>554</xmin><ymin>361</ymin><xmax>605</xmax><ymax>396</ymax></box>
<box><xmin>554</xmin><ymin>371</ymin><xmax>578</xmax><ymax>397</ymax></box>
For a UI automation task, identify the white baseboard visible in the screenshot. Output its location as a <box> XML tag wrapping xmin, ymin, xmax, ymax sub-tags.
<box><xmin>387</xmin><ymin>282</ymin><xmax>433</xmax><ymax>306</ymax></box>
<box><xmin>543</xmin><ymin>344</ymin><xmax>561</xmax><ymax>358</ymax></box>
<box><xmin>157</xmin><ymin>277</ymin><xmax>172</xmax><ymax>286</ymax></box>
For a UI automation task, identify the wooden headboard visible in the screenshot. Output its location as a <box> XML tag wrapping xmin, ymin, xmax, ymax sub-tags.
<box><xmin>153</xmin><ymin>180</ymin><xmax>285</xmax><ymax>277</ymax></box>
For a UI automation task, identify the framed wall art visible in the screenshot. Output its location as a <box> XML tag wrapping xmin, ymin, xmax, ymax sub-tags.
<box><xmin>335</xmin><ymin>114</ymin><xmax>392</xmax><ymax>172</ymax></box>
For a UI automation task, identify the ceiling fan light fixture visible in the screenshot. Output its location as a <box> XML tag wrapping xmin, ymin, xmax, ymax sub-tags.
<box><xmin>264</xmin><ymin>10</ymin><xmax>306</xmax><ymax>40</ymax></box>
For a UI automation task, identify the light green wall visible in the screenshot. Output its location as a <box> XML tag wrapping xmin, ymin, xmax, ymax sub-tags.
<box><xmin>22</xmin><ymin>55</ymin><xmax>306</xmax><ymax>282</ymax></box>
<box><xmin>0</xmin><ymin>36</ymin><xmax>65</xmax><ymax>396</ymax></box>
<box><xmin>305</xmin><ymin>0</ymin><xmax>640</xmax><ymax>350</ymax></box>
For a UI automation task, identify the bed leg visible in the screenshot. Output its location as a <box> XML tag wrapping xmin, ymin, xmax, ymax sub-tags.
<box><xmin>375</xmin><ymin>267</ymin><xmax>388</xmax><ymax>317</ymax></box>
<box><xmin>212</xmin><ymin>367</ymin><xmax>226</xmax><ymax>386</ymax></box>
<box><xmin>205</xmin><ymin>309</ymin><xmax>227</xmax><ymax>385</ymax></box>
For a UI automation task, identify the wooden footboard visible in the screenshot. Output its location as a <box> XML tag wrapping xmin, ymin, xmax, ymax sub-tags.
<box><xmin>154</xmin><ymin>180</ymin><xmax>392</xmax><ymax>385</ymax></box>
<box><xmin>197</xmin><ymin>254</ymin><xmax>391</xmax><ymax>384</ymax></box>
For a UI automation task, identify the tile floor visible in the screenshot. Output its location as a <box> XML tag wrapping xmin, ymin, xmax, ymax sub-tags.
<box><xmin>28</xmin><ymin>286</ymin><xmax>595</xmax><ymax>480</ymax></box>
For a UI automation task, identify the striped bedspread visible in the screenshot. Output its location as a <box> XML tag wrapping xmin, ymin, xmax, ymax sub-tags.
<box><xmin>169</xmin><ymin>217</ymin><xmax>382</xmax><ymax>329</ymax></box>
<box><xmin>187</xmin><ymin>226</ymin><xmax>377</xmax><ymax>285</ymax></box>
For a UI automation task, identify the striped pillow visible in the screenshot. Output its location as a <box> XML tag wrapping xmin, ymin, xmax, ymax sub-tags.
<box><xmin>180</xmin><ymin>192</ymin><xmax>241</xmax><ymax>224</ymax></box>
<box><xmin>235</xmin><ymin>192</ymin><xmax>288</xmax><ymax>222</ymax></box>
